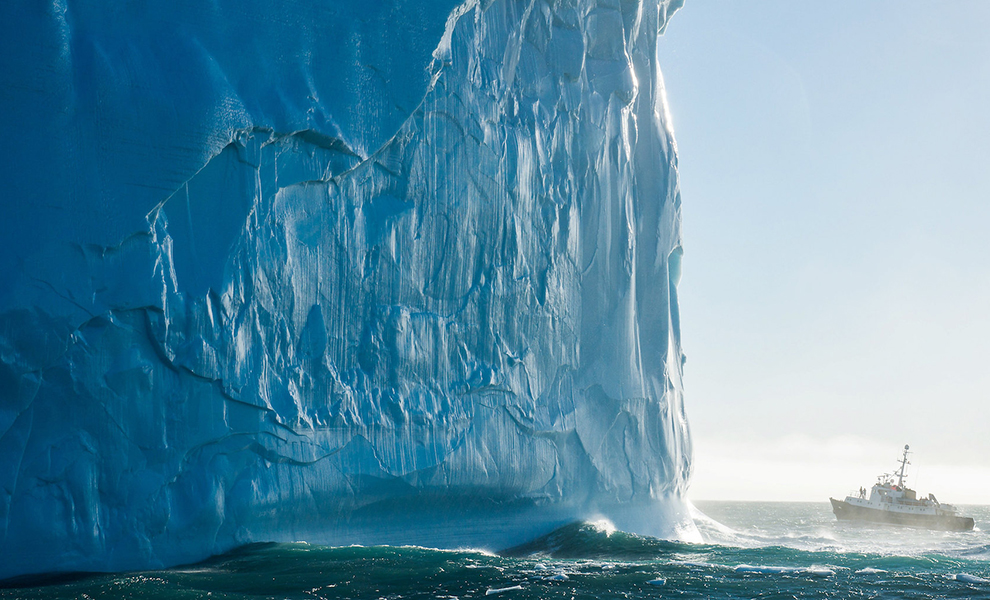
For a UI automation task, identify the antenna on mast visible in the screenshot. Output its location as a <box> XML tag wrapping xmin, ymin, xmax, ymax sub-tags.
<box><xmin>896</xmin><ymin>444</ymin><xmax>911</xmax><ymax>487</ymax></box>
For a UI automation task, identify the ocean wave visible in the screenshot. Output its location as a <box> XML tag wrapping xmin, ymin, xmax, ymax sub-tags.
<box><xmin>4</xmin><ymin>504</ymin><xmax>988</xmax><ymax>599</ymax></box>
<box><xmin>500</xmin><ymin>521</ymin><xmax>701</xmax><ymax>560</ymax></box>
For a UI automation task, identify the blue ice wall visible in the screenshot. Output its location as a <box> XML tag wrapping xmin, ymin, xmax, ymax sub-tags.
<box><xmin>0</xmin><ymin>0</ymin><xmax>690</xmax><ymax>578</ymax></box>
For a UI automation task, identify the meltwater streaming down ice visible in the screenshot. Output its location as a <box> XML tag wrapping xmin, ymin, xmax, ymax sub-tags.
<box><xmin>0</xmin><ymin>0</ymin><xmax>690</xmax><ymax>578</ymax></box>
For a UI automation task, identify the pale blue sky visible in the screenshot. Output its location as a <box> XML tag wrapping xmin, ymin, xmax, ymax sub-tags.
<box><xmin>657</xmin><ymin>1</ymin><xmax>990</xmax><ymax>502</ymax></box>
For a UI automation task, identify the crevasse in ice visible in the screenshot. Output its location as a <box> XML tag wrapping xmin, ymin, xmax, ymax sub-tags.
<box><xmin>0</xmin><ymin>0</ymin><xmax>690</xmax><ymax>578</ymax></box>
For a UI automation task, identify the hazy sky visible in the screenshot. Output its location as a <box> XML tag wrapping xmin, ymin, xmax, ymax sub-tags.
<box><xmin>657</xmin><ymin>1</ymin><xmax>990</xmax><ymax>503</ymax></box>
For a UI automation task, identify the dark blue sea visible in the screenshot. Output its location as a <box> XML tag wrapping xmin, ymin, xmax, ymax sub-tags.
<box><xmin>3</xmin><ymin>502</ymin><xmax>989</xmax><ymax>599</ymax></box>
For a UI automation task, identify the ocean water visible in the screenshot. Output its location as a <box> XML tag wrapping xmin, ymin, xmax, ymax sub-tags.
<box><xmin>3</xmin><ymin>502</ymin><xmax>989</xmax><ymax>599</ymax></box>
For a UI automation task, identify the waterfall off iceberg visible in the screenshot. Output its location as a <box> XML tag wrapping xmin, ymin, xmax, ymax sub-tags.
<box><xmin>0</xmin><ymin>0</ymin><xmax>691</xmax><ymax>578</ymax></box>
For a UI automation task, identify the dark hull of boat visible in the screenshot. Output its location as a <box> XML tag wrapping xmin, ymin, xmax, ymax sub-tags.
<box><xmin>830</xmin><ymin>498</ymin><xmax>974</xmax><ymax>531</ymax></box>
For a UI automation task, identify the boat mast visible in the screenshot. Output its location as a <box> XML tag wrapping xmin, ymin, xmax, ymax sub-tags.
<box><xmin>896</xmin><ymin>444</ymin><xmax>911</xmax><ymax>487</ymax></box>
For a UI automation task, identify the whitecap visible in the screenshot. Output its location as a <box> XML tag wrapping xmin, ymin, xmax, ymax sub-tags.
<box><xmin>954</xmin><ymin>573</ymin><xmax>990</xmax><ymax>584</ymax></box>
<box><xmin>486</xmin><ymin>585</ymin><xmax>524</xmax><ymax>595</ymax></box>
<box><xmin>854</xmin><ymin>567</ymin><xmax>888</xmax><ymax>574</ymax></box>
<box><xmin>678</xmin><ymin>560</ymin><xmax>722</xmax><ymax>569</ymax></box>
<box><xmin>734</xmin><ymin>564</ymin><xmax>833</xmax><ymax>576</ymax></box>
<box><xmin>586</xmin><ymin>519</ymin><xmax>617</xmax><ymax>536</ymax></box>
<box><xmin>734</xmin><ymin>564</ymin><xmax>799</xmax><ymax>574</ymax></box>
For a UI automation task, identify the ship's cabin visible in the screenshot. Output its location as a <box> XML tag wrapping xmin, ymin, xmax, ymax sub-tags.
<box><xmin>869</xmin><ymin>482</ymin><xmax>917</xmax><ymax>503</ymax></box>
<box><xmin>847</xmin><ymin>446</ymin><xmax>959</xmax><ymax>516</ymax></box>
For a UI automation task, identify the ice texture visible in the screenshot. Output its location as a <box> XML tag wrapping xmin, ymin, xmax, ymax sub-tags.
<box><xmin>0</xmin><ymin>0</ymin><xmax>690</xmax><ymax>578</ymax></box>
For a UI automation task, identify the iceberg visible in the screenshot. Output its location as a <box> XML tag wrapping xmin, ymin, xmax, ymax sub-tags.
<box><xmin>0</xmin><ymin>0</ymin><xmax>691</xmax><ymax>578</ymax></box>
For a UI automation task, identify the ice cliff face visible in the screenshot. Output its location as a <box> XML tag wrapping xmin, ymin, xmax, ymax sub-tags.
<box><xmin>0</xmin><ymin>0</ymin><xmax>690</xmax><ymax>578</ymax></box>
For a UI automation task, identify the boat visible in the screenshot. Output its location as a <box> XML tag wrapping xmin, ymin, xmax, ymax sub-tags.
<box><xmin>829</xmin><ymin>445</ymin><xmax>974</xmax><ymax>531</ymax></box>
